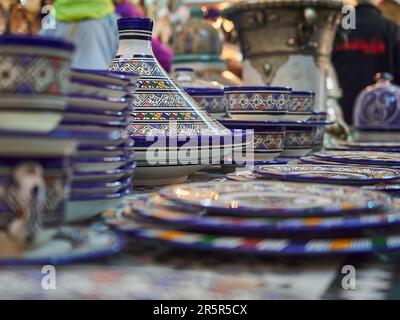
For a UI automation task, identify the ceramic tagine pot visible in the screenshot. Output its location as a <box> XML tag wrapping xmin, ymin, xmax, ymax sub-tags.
<box><xmin>109</xmin><ymin>18</ymin><xmax>243</xmax><ymax>186</ymax></box>
<box><xmin>222</xmin><ymin>0</ymin><xmax>342</xmax><ymax>111</ymax></box>
<box><xmin>172</xmin><ymin>7</ymin><xmax>242</xmax><ymax>87</ymax></box>
<box><xmin>174</xmin><ymin>67</ymin><xmax>226</xmax><ymax>119</ymax></box>
<box><xmin>354</xmin><ymin>72</ymin><xmax>400</xmax><ymax>142</ymax></box>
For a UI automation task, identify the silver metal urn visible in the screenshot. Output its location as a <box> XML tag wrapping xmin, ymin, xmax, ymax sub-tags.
<box><xmin>223</xmin><ymin>0</ymin><xmax>343</xmax><ymax>111</ymax></box>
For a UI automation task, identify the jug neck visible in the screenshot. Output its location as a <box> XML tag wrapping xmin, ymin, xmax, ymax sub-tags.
<box><xmin>117</xmin><ymin>18</ymin><xmax>154</xmax><ymax>56</ymax></box>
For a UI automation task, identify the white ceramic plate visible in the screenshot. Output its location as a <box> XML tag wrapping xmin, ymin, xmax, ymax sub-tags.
<box><xmin>0</xmin><ymin>111</ymin><xmax>62</xmax><ymax>133</ymax></box>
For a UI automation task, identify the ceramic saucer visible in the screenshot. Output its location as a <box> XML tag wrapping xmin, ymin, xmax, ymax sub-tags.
<box><xmin>104</xmin><ymin>210</ymin><xmax>400</xmax><ymax>257</ymax></box>
<box><xmin>159</xmin><ymin>181</ymin><xmax>391</xmax><ymax>217</ymax></box>
<box><xmin>254</xmin><ymin>164</ymin><xmax>400</xmax><ymax>185</ymax></box>
<box><xmin>338</xmin><ymin>142</ymin><xmax>400</xmax><ymax>152</ymax></box>
<box><xmin>314</xmin><ymin>151</ymin><xmax>400</xmax><ymax>166</ymax></box>
<box><xmin>0</xmin><ymin>225</ymin><xmax>124</xmax><ymax>265</ymax></box>
<box><xmin>126</xmin><ymin>195</ymin><xmax>400</xmax><ymax>235</ymax></box>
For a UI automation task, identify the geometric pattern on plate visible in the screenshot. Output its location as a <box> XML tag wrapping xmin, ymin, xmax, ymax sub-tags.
<box><xmin>253</xmin><ymin>164</ymin><xmax>400</xmax><ymax>184</ymax></box>
<box><xmin>159</xmin><ymin>181</ymin><xmax>391</xmax><ymax>217</ymax></box>
<box><xmin>104</xmin><ymin>210</ymin><xmax>400</xmax><ymax>256</ymax></box>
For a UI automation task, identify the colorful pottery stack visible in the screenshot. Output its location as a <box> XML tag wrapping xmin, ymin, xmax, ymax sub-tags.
<box><xmin>354</xmin><ymin>73</ymin><xmax>400</xmax><ymax>142</ymax></box>
<box><xmin>104</xmin><ymin>180</ymin><xmax>400</xmax><ymax>257</ymax></box>
<box><xmin>64</xmin><ymin>69</ymin><xmax>139</xmax><ymax>222</ymax></box>
<box><xmin>174</xmin><ymin>67</ymin><xmax>226</xmax><ymax>119</ymax></box>
<box><xmin>109</xmin><ymin>18</ymin><xmax>245</xmax><ymax>186</ymax></box>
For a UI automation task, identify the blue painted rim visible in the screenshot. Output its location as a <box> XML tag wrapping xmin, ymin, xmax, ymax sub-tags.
<box><xmin>73</xmin><ymin>162</ymin><xmax>136</xmax><ymax>176</ymax></box>
<box><xmin>72</xmin><ymin>68</ymin><xmax>138</xmax><ymax>81</ymax></box>
<box><xmin>315</xmin><ymin>154</ymin><xmax>400</xmax><ymax>166</ymax></box>
<box><xmin>72</xmin><ymin>177</ymin><xmax>132</xmax><ymax>189</ymax></box>
<box><xmin>117</xmin><ymin>17</ymin><xmax>153</xmax><ymax>32</ymax></box>
<box><xmin>174</xmin><ymin>67</ymin><xmax>194</xmax><ymax>72</ymax></box>
<box><xmin>70</xmin><ymin>187</ymin><xmax>130</xmax><ymax>201</ymax></box>
<box><xmin>66</xmin><ymin>105</ymin><xmax>128</xmax><ymax>116</ymax></box>
<box><xmin>219</xmin><ymin>119</ymin><xmax>333</xmax><ymax>127</ymax></box>
<box><xmin>224</xmin><ymin>86</ymin><xmax>292</xmax><ymax>92</ymax></box>
<box><xmin>0</xmin><ymin>35</ymin><xmax>74</xmax><ymax>51</ymax></box>
<box><xmin>254</xmin><ymin>166</ymin><xmax>400</xmax><ymax>185</ymax></box>
<box><xmin>68</xmin><ymin>94</ymin><xmax>128</xmax><ymax>104</ymax></box>
<box><xmin>184</xmin><ymin>87</ymin><xmax>224</xmax><ymax>96</ymax></box>
<box><xmin>0</xmin><ymin>228</ymin><xmax>125</xmax><ymax>266</ymax></box>
<box><xmin>71</xmin><ymin>79</ymin><xmax>127</xmax><ymax>92</ymax></box>
<box><xmin>291</xmin><ymin>91</ymin><xmax>316</xmax><ymax>96</ymax></box>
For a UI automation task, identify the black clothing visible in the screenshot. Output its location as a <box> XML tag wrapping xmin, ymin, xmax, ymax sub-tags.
<box><xmin>332</xmin><ymin>4</ymin><xmax>400</xmax><ymax>124</ymax></box>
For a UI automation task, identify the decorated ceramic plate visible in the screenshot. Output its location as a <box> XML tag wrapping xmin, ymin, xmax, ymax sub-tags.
<box><xmin>159</xmin><ymin>181</ymin><xmax>391</xmax><ymax>217</ymax></box>
<box><xmin>226</xmin><ymin>170</ymin><xmax>259</xmax><ymax>182</ymax></box>
<box><xmin>338</xmin><ymin>142</ymin><xmax>400</xmax><ymax>152</ymax></box>
<box><xmin>127</xmin><ymin>195</ymin><xmax>400</xmax><ymax>235</ymax></box>
<box><xmin>253</xmin><ymin>164</ymin><xmax>400</xmax><ymax>185</ymax></box>
<box><xmin>104</xmin><ymin>210</ymin><xmax>400</xmax><ymax>257</ymax></box>
<box><xmin>314</xmin><ymin>151</ymin><xmax>400</xmax><ymax>166</ymax></box>
<box><xmin>0</xmin><ymin>225</ymin><xmax>124</xmax><ymax>265</ymax></box>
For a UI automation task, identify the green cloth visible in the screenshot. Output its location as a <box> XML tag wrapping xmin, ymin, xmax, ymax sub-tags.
<box><xmin>54</xmin><ymin>0</ymin><xmax>115</xmax><ymax>22</ymax></box>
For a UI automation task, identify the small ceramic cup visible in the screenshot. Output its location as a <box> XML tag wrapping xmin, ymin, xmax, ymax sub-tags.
<box><xmin>281</xmin><ymin>124</ymin><xmax>315</xmax><ymax>158</ymax></box>
<box><xmin>285</xmin><ymin>91</ymin><xmax>315</xmax><ymax>121</ymax></box>
<box><xmin>219</xmin><ymin>120</ymin><xmax>285</xmax><ymax>161</ymax></box>
<box><xmin>0</xmin><ymin>35</ymin><xmax>74</xmax><ymax>110</ymax></box>
<box><xmin>224</xmin><ymin>86</ymin><xmax>291</xmax><ymax>121</ymax></box>
<box><xmin>185</xmin><ymin>87</ymin><xmax>226</xmax><ymax>119</ymax></box>
<box><xmin>0</xmin><ymin>135</ymin><xmax>76</xmax><ymax>249</ymax></box>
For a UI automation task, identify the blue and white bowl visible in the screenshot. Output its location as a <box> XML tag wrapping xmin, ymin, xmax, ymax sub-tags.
<box><xmin>224</xmin><ymin>86</ymin><xmax>291</xmax><ymax>121</ymax></box>
<box><xmin>0</xmin><ymin>35</ymin><xmax>74</xmax><ymax>110</ymax></box>
<box><xmin>286</xmin><ymin>91</ymin><xmax>315</xmax><ymax>121</ymax></box>
<box><xmin>219</xmin><ymin>119</ymin><xmax>285</xmax><ymax>161</ymax></box>
<box><xmin>185</xmin><ymin>87</ymin><xmax>226</xmax><ymax>119</ymax></box>
<box><xmin>281</xmin><ymin>123</ymin><xmax>316</xmax><ymax>158</ymax></box>
<box><xmin>0</xmin><ymin>136</ymin><xmax>76</xmax><ymax>245</ymax></box>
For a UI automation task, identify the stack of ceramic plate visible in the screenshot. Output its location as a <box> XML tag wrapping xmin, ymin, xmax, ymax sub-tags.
<box><xmin>64</xmin><ymin>69</ymin><xmax>139</xmax><ymax>222</ymax></box>
<box><xmin>104</xmin><ymin>180</ymin><xmax>400</xmax><ymax>257</ymax></box>
<box><xmin>295</xmin><ymin>151</ymin><xmax>400</xmax><ymax>196</ymax></box>
<box><xmin>109</xmin><ymin>18</ymin><xmax>246</xmax><ymax>186</ymax></box>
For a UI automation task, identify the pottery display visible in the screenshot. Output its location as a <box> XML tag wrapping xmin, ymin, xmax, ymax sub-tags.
<box><xmin>311</xmin><ymin>112</ymin><xmax>327</xmax><ymax>151</ymax></box>
<box><xmin>224</xmin><ymin>86</ymin><xmax>291</xmax><ymax>121</ymax></box>
<box><xmin>109</xmin><ymin>17</ymin><xmax>242</xmax><ymax>186</ymax></box>
<box><xmin>314</xmin><ymin>151</ymin><xmax>400</xmax><ymax>167</ymax></box>
<box><xmin>281</xmin><ymin>124</ymin><xmax>315</xmax><ymax>158</ymax></box>
<box><xmin>354</xmin><ymin>73</ymin><xmax>400</xmax><ymax>142</ymax></box>
<box><xmin>222</xmin><ymin>0</ymin><xmax>342</xmax><ymax>112</ymax></box>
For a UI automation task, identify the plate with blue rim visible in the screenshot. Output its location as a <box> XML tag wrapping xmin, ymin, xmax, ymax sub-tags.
<box><xmin>121</xmin><ymin>195</ymin><xmax>400</xmax><ymax>236</ymax></box>
<box><xmin>158</xmin><ymin>181</ymin><xmax>392</xmax><ymax>218</ymax></box>
<box><xmin>103</xmin><ymin>209</ymin><xmax>400</xmax><ymax>257</ymax></box>
<box><xmin>253</xmin><ymin>164</ymin><xmax>400</xmax><ymax>185</ymax></box>
<box><xmin>0</xmin><ymin>224</ymin><xmax>124</xmax><ymax>266</ymax></box>
<box><xmin>314</xmin><ymin>151</ymin><xmax>400</xmax><ymax>166</ymax></box>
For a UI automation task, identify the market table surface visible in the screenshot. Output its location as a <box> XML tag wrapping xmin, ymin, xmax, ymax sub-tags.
<box><xmin>0</xmin><ymin>170</ymin><xmax>399</xmax><ymax>300</ymax></box>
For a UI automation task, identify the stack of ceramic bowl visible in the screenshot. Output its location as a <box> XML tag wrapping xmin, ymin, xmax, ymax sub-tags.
<box><xmin>109</xmin><ymin>17</ymin><xmax>246</xmax><ymax>186</ymax></box>
<box><xmin>64</xmin><ymin>69</ymin><xmax>139</xmax><ymax>222</ymax></box>
<box><xmin>0</xmin><ymin>35</ymin><xmax>75</xmax><ymax>255</ymax></box>
<box><xmin>174</xmin><ymin>67</ymin><xmax>226</xmax><ymax>119</ymax></box>
<box><xmin>220</xmin><ymin>87</ymin><xmax>333</xmax><ymax>165</ymax></box>
<box><xmin>104</xmin><ymin>180</ymin><xmax>400</xmax><ymax>258</ymax></box>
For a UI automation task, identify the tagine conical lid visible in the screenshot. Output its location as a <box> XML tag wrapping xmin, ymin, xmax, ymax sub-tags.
<box><xmin>109</xmin><ymin>18</ymin><xmax>230</xmax><ymax>141</ymax></box>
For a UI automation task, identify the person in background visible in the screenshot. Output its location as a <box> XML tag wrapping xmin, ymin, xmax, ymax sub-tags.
<box><xmin>40</xmin><ymin>0</ymin><xmax>119</xmax><ymax>70</ymax></box>
<box><xmin>332</xmin><ymin>0</ymin><xmax>400</xmax><ymax>125</ymax></box>
<box><xmin>114</xmin><ymin>0</ymin><xmax>173</xmax><ymax>72</ymax></box>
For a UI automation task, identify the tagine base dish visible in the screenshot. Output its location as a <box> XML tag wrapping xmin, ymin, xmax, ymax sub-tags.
<box><xmin>0</xmin><ymin>225</ymin><xmax>123</xmax><ymax>265</ymax></box>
